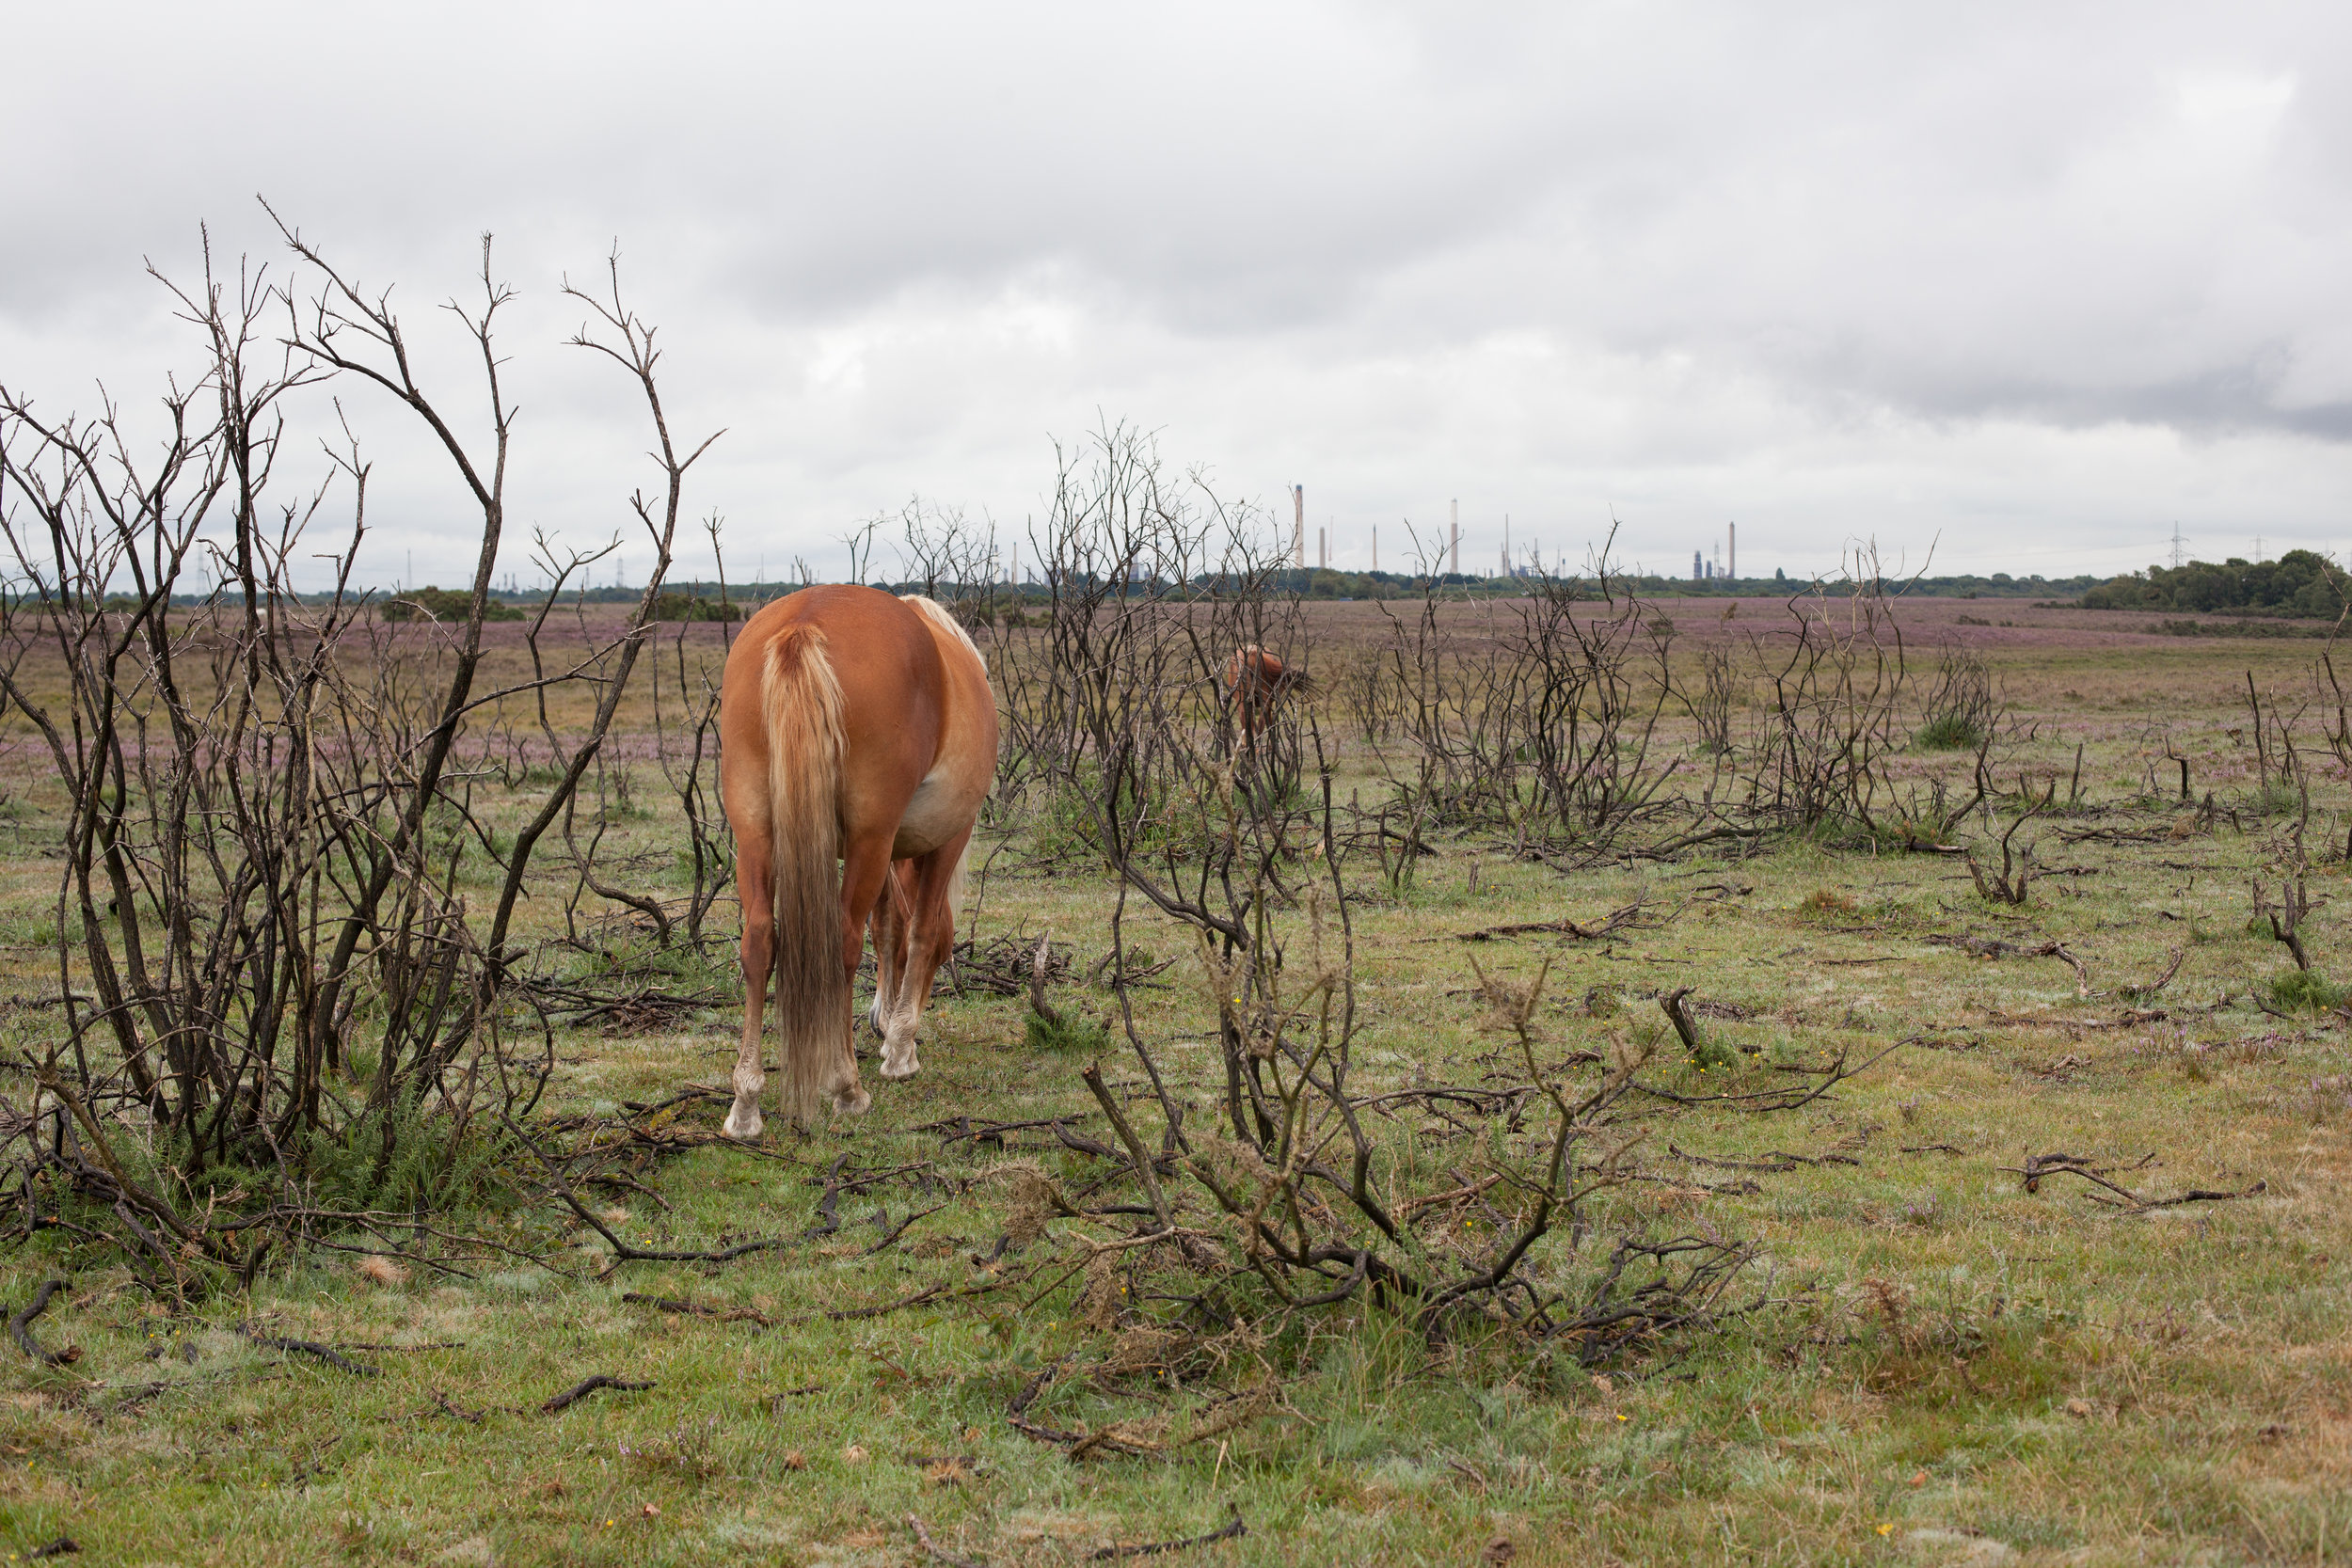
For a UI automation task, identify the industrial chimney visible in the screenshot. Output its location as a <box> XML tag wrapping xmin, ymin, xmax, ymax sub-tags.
<box><xmin>1450</xmin><ymin>499</ymin><xmax>1459</xmax><ymax>577</ymax></box>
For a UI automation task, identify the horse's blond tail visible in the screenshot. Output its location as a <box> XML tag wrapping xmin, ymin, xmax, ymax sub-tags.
<box><xmin>764</xmin><ymin>623</ymin><xmax>849</xmax><ymax>1126</ymax></box>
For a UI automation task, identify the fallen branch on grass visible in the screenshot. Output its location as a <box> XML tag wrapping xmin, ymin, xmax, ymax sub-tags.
<box><xmin>2009</xmin><ymin>1150</ymin><xmax>2153</xmax><ymax>1197</ymax></box>
<box><xmin>865</xmin><ymin>1203</ymin><xmax>948</xmax><ymax>1256</ymax></box>
<box><xmin>431</xmin><ymin>1387</ymin><xmax>486</xmax><ymax>1423</ymax></box>
<box><xmin>242</xmin><ymin>1323</ymin><xmax>377</xmax><ymax>1376</ymax></box>
<box><xmin>2008</xmin><ymin>1151</ymin><xmax>2264</xmax><ymax>1213</ymax></box>
<box><xmin>940</xmin><ymin>927</ymin><xmax>1074</xmax><ymax>999</ymax></box>
<box><xmin>1667</xmin><ymin>1146</ymin><xmax>1800</xmax><ymax>1174</ymax></box>
<box><xmin>915</xmin><ymin>1113</ymin><xmax>1103</xmax><ymax>1149</ymax></box>
<box><xmin>1010</xmin><ymin>1412</ymin><xmax>1165</xmax><ymax>1459</ymax></box>
<box><xmin>1635</xmin><ymin>824</ymin><xmax>1767</xmax><ymax>859</ymax></box>
<box><xmin>540</xmin><ymin>1374</ymin><xmax>654</xmax><ymax>1414</ymax></box>
<box><xmin>625</xmin><ymin>1275</ymin><xmax>1014</xmax><ymax>1334</ymax></box>
<box><xmin>8</xmin><ymin>1280</ymin><xmax>76</xmax><ymax>1367</ymax></box>
<box><xmin>617</xmin><ymin>1085</ymin><xmax>731</xmax><ymax>1117</ymax></box>
<box><xmin>1454</xmin><ymin>897</ymin><xmax>1664</xmax><ymax>943</ymax></box>
<box><xmin>2124</xmin><ymin>1181</ymin><xmax>2267</xmax><ymax>1212</ymax></box>
<box><xmin>1632</xmin><ymin>1042</ymin><xmax>1901</xmax><ymax>1112</ymax></box>
<box><xmin>1055</xmin><ymin>1120</ymin><xmax>1124</xmax><ymax>1161</ymax></box>
<box><xmin>1005</xmin><ymin>1353</ymin><xmax>1165</xmax><ymax>1456</ymax></box>
<box><xmin>819</xmin><ymin>1160</ymin><xmax>940</xmax><ymax>1196</ymax></box>
<box><xmin>1392</xmin><ymin>1172</ymin><xmax>1505</xmax><ymax>1219</ymax></box>
<box><xmin>1928</xmin><ymin>934</ymin><xmax>2090</xmax><ymax>997</ymax></box>
<box><xmin>506</xmin><ymin>1112</ymin><xmax>803</xmax><ymax>1272</ymax></box>
<box><xmin>2123</xmin><ymin>947</ymin><xmax>2186</xmax><ymax>1002</ymax></box>
<box><xmin>524</xmin><ymin>980</ymin><xmax>722</xmax><ymax>1033</ymax></box>
<box><xmin>907</xmin><ymin>1514</ymin><xmax>987</xmax><ymax>1568</ymax></box>
<box><xmin>828</xmin><ymin>1281</ymin><xmax>953</xmax><ymax>1322</ymax></box>
<box><xmin>621</xmin><ymin>1293</ymin><xmax>777</xmax><ymax>1327</ymax></box>
<box><xmin>1089</xmin><ymin>1512</ymin><xmax>1249</xmax><ymax>1560</ymax></box>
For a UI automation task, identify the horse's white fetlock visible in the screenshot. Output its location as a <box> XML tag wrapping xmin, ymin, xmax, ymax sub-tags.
<box><xmin>878</xmin><ymin>1020</ymin><xmax>922</xmax><ymax>1080</ymax></box>
<box><xmin>724</xmin><ymin>1062</ymin><xmax>766</xmax><ymax>1141</ymax></box>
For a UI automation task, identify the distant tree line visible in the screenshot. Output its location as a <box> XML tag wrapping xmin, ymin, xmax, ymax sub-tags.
<box><xmin>2081</xmin><ymin>551</ymin><xmax>2348</xmax><ymax>619</ymax></box>
<box><xmin>852</xmin><ymin>567</ymin><xmax>2101</xmax><ymax>602</ymax></box>
<box><xmin>154</xmin><ymin>562</ymin><xmax>2106</xmax><ymax>612</ymax></box>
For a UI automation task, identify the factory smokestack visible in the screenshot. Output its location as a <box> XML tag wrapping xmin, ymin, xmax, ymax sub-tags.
<box><xmin>1728</xmin><ymin>521</ymin><xmax>1736</xmax><ymax>582</ymax></box>
<box><xmin>1450</xmin><ymin>499</ymin><xmax>1459</xmax><ymax>576</ymax></box>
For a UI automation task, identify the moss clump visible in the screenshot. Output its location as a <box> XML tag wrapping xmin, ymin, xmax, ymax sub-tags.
<box><xmin>2270</xmin><ymin>970</ymin><xmax>2350</xmax><ymax>1012</ymax></box>
<box><xmin>1025</xmin><ymin>1010</ymin><xmax>1114</xmax><ymax>1054</ymax></box>
<box><xmin>1915</xmin><ymin>714</ymin><xmax>1986</xmax><ymax>752</ymax></box>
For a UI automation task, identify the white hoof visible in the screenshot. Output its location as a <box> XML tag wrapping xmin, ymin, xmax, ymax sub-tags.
<box><xmin>833</xmin><ymin>1083</ymin><xmax>872</xmax><ymax>1116</ymax></box>
<box><xmin>721</xmin><ymin>1101</ymin><xmax>764</xmax><ymax>1142</ymax></box>
<box><xmin>879</xmin><ymin>1043</ymin><xmax>921</xmax><ymax>1080</ymax></box>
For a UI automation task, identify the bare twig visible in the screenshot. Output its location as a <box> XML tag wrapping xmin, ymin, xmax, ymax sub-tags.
<box><xmin>8</xmin><ymin>1280</ymin><xmax>74</xmax><ymax>1367</ymax></box>
<box><xmin>908</xmin><ymin>1515</ymin><xmax>989</xmax><ymax>1568</ymax></box>
<box><xmin>540</xmin><ymin>1374</ymin><xmax>654</xmax><ymax>1414</ymax></box>
<box><xmin>1455</xmin><ymin>898</ymin><xmax>1662</xmax><ymax>943</ymax></box>
<box><xmin>242</xmin><ymin>1324</ymin><xmax>378</xmax><ymax>1377</ymax></box>
<box><xmin>1082</xmin><ymin>1064</ymin><xmax>1174</xmax><ymax>1232</ymax></box>
<box><xmin>1089</xmin><ymin>1512</ymin><xmax>1248</xmax><ymax>1560</ymax></box>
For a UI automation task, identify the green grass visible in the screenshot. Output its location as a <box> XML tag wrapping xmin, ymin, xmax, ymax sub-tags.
<box><xmin>1024</xmin><ymin>1008</ymin><xmax>1114</xmax><ymax>1056</ymax></box>
<box><xmin>2</xmin><ymin>634</ymin><xmax>2350</xmax><ymax>1563</ymax></box>
<box><xmin>1914</xmin><ymin>713</ymin><xmax>1986</xmax><ymax>752</ymax></box>
<box><xmin>2270</xmin><ymin>968</ymin><xmax>2350</xmax><ymax>1013</ymax></box>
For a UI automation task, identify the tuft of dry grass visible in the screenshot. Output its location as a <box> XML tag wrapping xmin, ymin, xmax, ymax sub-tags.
<box><xmin>354</xmin><ymin>1255</ymin><xmax>409</xmax><ymax>1289</ymax></box>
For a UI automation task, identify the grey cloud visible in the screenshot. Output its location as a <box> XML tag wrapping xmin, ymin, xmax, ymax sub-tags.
<box><xmin>6</xmin><ymin>1</ymin><xmax>2352</xmax><ymax>585</ymax></box>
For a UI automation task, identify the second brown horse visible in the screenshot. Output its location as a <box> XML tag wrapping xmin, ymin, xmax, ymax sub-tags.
<box><xmin>718</xmin><ymin>585</ymin><xmax>998</xmax><ymax>1138</ymax></box>
<box><xmin>1223</xmin><ymin>642</ymin><xmax>1312</xmax><ymax>746</ymax></box>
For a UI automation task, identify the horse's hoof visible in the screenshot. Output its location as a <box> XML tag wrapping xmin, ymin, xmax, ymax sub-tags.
<box><xmin>721</xmin><ymin>1104</ymin><xmax>764</xmax><ymax>1142</ymax></box>
<box><xmin>879</xmin><ymin>1051</ymin><xmax>920</xmax><ymax>1081</ymax></box>
<box><xmin>833</xmin><ymin>1084</ymin><xmax>872</xmax><ymax>1116</ymax></box>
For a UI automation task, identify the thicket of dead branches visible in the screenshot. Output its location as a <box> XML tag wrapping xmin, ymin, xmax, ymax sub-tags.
<box><xmin>986</xmin><ymin>431</ymin><xmax>1881</xmax><ymax>1390</ymax></box>
<box><xmin>0</xmin><ymin>222</ymin><xmax>709</xmax><ymax>1285</ymax></box>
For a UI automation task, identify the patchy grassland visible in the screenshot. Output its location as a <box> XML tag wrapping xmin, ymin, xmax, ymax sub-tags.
<box><xmin>2</xmin><ymin>602</ymin><xmax>2349</xmax><ymax>1567</ymax></box>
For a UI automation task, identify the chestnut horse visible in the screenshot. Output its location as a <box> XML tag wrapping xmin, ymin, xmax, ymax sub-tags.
<box><xmin>1222</xmin><ymin>643</ymin><xmax>1312</xmax><ymax>747</ymax></box>
<box><xmin>718</xmin><ymin>585</ymin><xmax>998</xmax><ymax>1137</ymax></box>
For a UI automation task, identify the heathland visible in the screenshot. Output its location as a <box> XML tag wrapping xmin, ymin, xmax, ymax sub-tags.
<box><xmin>0</xmin><ymin>572</ymin><xmax>2348</xmax><ymax>1568</ymax></box>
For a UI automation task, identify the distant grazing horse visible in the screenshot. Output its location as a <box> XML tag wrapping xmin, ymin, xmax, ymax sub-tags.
<box><xmin>1222</xmin><ymin>643</ymin><xmax>1312</xmax><ymax>747</ymax></box>
<box><xmin>719</xmin><ymin>585</ymin><xmax>998</xmax><ymax>1138</ymax></box>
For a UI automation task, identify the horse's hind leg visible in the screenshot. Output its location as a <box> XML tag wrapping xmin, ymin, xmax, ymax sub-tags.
<box><xmin>723</xmin><ymin>819</ymin><xmax>774</xmax><ymax>1142</ymax></box>
<box><xmin>866</xmin><ymin>862</ymin><xmax>913</xmax><ymax>1039</ymax></box>
<box><xmin>878</xmin><ymin>827</ymin><xmax>971</xmax><ymax>1082</ymax></box>
<box><xmin>819</xmin><ymin>832</ymin><xmax>896</xmax><ymax>1116</ymax></box>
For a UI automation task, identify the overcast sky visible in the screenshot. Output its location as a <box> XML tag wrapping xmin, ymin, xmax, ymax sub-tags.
<box><xmin>6</xmin><ymin>1</ymin><xmax>2349</xmax><ymax>588</ymax></box>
